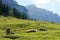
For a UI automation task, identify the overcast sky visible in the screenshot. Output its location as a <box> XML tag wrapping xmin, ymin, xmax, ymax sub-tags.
<box><xmin>16</xmin><ymin>0</ymin><xmax>60</xmax><ymax>16</ymax></box>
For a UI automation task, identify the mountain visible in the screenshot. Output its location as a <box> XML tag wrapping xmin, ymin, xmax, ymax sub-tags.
<box><xmin>26</xmin><ymin>5</ymin><xmax>60</xmax><ymax>23</ymax></box>
<box><xmin>2</xmin><ymin>0</ymin><xmax>28</xmax><ymax>14</ymax></box>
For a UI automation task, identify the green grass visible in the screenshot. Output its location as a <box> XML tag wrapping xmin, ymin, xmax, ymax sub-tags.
<box><xmin>0</xmin><ymin>16</ymin><xmax>60</xmax><ymax>40</ymax></box>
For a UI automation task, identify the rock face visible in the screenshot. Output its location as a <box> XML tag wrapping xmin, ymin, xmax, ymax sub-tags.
<box><xmin>26</xmin><ymin>5</ymin><xmax>60</xmax><ymax>23</ymax></box>
<box><xmin>2</xmin><ymin>0</ymin><xmax>28</xmax><ymax>14</ymax></box>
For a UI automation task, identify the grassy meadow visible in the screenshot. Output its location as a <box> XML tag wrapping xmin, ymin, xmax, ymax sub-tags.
<box><xmin>0</xmin><ymin>16</ymin><xmax>60</xmax><ymax>40</ymax></box>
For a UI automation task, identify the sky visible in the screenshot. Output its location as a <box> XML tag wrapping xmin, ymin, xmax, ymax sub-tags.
<box><xmin>16</xmin><ymin>0</ymin><xmax>60</xmax><ymax>16</ymax></box>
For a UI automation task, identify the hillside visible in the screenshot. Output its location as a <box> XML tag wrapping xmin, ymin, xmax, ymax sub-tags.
<box><xmin>0</xmin><ymin>16</ymin><xmax>60</xmax><ymax>40</ymax></box>
<box><xmin>0</xmin><ymin>0</ymin><xmax>28</xmax><ymax>19</ymax></box>
<box><xmin>26</xmin><ymin>5</ymin><xmax>60</xmax><ymax>23</ymax></box>
<box><xmin>2</xmin><ymin>0</ymin><xmax>28</xmax><ymax>14</ymax></box>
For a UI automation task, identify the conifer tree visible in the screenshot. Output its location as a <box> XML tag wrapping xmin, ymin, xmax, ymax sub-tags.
<box><xmin>0</xmin><ymin>0</ymin><xmax>2</xmax><ymax>15</ymax></box>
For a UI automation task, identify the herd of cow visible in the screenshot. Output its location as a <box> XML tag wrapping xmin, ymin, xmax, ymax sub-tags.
<box><xmin>26</xmin><ymin>28</ymin><xmax>46</xmax><ymax>33</ymax></box>
<box><xmin>6</xmin><ymin>27</ymin><xmax>46</xmax><ymax>35</ymax></box>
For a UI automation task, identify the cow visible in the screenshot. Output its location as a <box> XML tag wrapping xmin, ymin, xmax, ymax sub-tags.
<box><xmin>26</xmin><ymin>29</ymin><xmax>37</xmax><ymax>33</ymax></box>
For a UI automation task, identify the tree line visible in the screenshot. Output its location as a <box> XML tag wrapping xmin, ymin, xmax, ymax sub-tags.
<box><xmin>0</xmin><ymin>0</ymin><xmax>28</xmax><ymax>19</ymax></box>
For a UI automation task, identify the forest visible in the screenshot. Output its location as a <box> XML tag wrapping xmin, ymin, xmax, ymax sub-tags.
<box><xmin>0</xmin><ymin>0</ymin><xmax>28</xmax><ymax>19</ymax></box>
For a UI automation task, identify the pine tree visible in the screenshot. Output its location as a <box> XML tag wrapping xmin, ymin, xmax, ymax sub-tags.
<box><xmin>13</xmin><ymin>8</ymin><xmax>21</xmax><ymax>18</ymax></box>
<box><xmin>0</xmin><ymin>0</ymin><xmax>2</xmax><ymax>15</ymax></box>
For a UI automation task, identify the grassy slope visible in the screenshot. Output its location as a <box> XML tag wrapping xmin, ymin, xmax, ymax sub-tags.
<box><xmin>0</xmin><ymin>16</ymin><xmax>60</xmax><ymax>40</ymax></box>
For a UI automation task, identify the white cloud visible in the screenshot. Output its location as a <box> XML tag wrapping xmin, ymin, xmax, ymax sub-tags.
<box><xmin>31</xmin><ymin>0</ymin><xmax>50</xmax><ymax>7</ymax></box>
<box><xmin>57</xmin><ymin>0</ymin><xmax>60</xmax><ymax>3</ymax></box>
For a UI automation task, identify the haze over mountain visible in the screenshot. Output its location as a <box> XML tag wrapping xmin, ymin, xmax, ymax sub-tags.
<box><xmin>2</xmin><ymin>0</ymin><xmax>28</xmax><ymax>14</ymax></box>
<box><xmin>16</xmin><ymin>0</ymin><xmax>60</xmax><ymax>16</ymax></box>
<box><xmin>2</xmin><ymin>0</ymin><xmax>60</xmax><ymax>23</ymax></box>
<box><xmin>26</xmin><ymin>5</ymin><xmax>60</xmax><ymax>23</ymax></box>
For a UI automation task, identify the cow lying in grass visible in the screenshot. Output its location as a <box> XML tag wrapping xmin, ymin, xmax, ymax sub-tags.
<box><xmin>26</xmin><ymin>29</ymin><xmax>37</xmax><ymax>33</ymax></box>
<box><xmin>39</xmin><ymin>28</ymin><xmax>46</xmax><ymax>31</ymax></box>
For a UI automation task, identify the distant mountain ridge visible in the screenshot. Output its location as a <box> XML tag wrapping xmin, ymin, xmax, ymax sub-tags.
<box><xmin>2</xmin><ymin>0</ymin><xmax>28</xmax><ymax>14</ymax></box>
<box><xmin>26</xmin><ymin>5</ymin><xmax>60</xmax><ymax>23</ymax></box>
